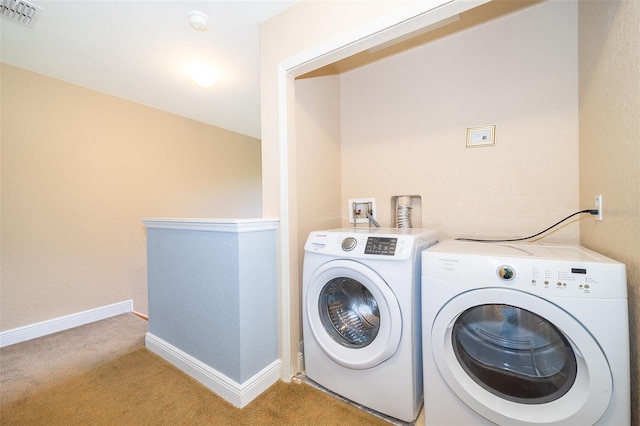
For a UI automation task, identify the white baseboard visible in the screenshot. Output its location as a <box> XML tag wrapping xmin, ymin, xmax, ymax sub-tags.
<box><xmin>145</xmin><ymin>332</ymin><xmax>281</xmax><ymax>408</ymax></box>
<box><xmin>0</xmin><ymin>300</ymin><xmax>133</xmax><ymax>348</ymax></box>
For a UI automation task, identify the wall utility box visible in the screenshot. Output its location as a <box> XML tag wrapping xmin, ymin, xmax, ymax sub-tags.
<box><xmin>348</xmin><ymin>198</ymin><xmax>377</xmax><ymax>224</ymax></box>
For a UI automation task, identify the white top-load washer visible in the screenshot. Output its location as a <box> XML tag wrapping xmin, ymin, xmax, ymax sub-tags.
<box><xmin>421</xmin><ymin>240</ymin><xmax>629</xmax><ymax>426</ymax></box>
<box><xmin>303</xmin><ymin>227</ymin><xmax>438</xmax><ymax>422</ymax></box>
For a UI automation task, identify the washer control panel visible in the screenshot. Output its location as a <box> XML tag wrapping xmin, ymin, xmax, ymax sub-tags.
<box><xmin>305</xmin><ymin>228</ymin><xmax>439</xmax><ymax>261</ymax></box>
<box><xmin>364</xmin><ymin>237</ymin><xmax>398</xmax><ymax>255</ymax></box>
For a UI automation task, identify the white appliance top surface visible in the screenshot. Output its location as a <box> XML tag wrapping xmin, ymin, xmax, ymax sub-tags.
<box><xmin>427</xmin><ymin>239</ymin><xmax>623</xmax><ymax>265</ymax></box>
<box><xmin>316</xmin><ymin>227</ymin><xmax>438</xmax><ymax>238</ymax></box>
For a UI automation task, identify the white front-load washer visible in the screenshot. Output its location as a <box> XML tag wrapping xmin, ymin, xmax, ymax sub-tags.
<box><xmin>303</xmin><ymin>227</ymin><xmax>438</xmax><ymax>422</ymax></box>
<box><xmin>421</xmin><ymin>240</ymin><xmax>630</xmax><ymax>426</ymax></box>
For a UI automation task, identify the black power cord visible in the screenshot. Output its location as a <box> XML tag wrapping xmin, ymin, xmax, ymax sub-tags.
<box><xmin>455</xmin><ymin>209</ymin><xmax>598</xmax><ymax>243</ymax></box>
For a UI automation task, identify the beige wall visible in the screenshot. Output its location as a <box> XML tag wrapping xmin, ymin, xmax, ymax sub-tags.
<box><xmin>1</xmin><ymin>64</ymin><xmax>262</xmax><ymax>331</ymax></box>
<box><xmin>578</xmin><ymin>1</ymin><xmax>640</xmax><ymax>423</ymax></box>
<box><xmin>260</xmin><ymin>0</ymin><xmax>460</xmax><ymax>218</ymax></box>
<box><xmin>340</xmin><ymin>1</ymin><xmax>579</xmax><ymax>242</ymax></box>
<box><xmin>295</xmin><ymin>76</ymin><xmax>343</xmax><ymax>262</ymax></box>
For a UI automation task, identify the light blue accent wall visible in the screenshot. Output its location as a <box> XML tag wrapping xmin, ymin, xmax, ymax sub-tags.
<box><xmin>237</xmin><ymin>230</ymin><xmax>279</xmax><ymax>382</ymax></box>
<box><xmin>145</xmin><ymin>219</ymin><xmax>278</xmax><ymax>383</ymax></box>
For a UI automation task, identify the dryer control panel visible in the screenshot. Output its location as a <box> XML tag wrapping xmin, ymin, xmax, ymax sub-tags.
<box><xmin>422</xmin><ymin>240</ymin><xmax>627</xmax><ymax>299</ymax></box>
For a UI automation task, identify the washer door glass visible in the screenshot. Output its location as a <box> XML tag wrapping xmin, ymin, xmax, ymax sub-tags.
<box><xmin>453</xmin><ymin>304</ymin><xmax>576</xmax><ymax>404</ymax></box>
<box><xmin>305</xmin><ymin>260</ymin><xmax>402</xmax><ymax>369</ymax></box>
<box><xmin>319</xmin><ymin>277</ymin><xmax>380</xmax><ymax>348</ymax></box>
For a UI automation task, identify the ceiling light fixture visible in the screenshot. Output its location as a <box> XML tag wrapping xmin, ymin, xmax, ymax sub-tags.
<box><xmin>188</xmin><ymin>10</ymin><xmax>208</xmax><ymax>31</ymax></box>
<box><xmin>185</xmin><ymin>63</ymin><xmax>217</xmax><ymax>88</ymax></box>
<box><xmin>192</xmin><ymin>72</ymin><xmax>216</xmax><ymax>89</ymax></box>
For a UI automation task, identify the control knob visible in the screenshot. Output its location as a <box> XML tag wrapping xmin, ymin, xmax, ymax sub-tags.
<box><xmin>342</xmin><ymin>237</ymin><xmax>357</xmax><ymax>252</ymax></box>
<box><xmin>497</xmin><ymin>265</ymin><xmax>516</xmax><ymax>281</ymax></box>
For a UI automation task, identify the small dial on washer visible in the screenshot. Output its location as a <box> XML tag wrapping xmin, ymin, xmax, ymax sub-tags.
<box><xmin>497</xmin><ymin>265</ymin><xmax>516</xmax><ymax>281</ymax></box>
<box><xmin>341</xmin><ymin>237</ymin><xmax>357</xmax><ymax>251</ymax></box>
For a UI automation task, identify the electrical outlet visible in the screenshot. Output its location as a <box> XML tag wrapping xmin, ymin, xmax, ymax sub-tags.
<box><xmin>348</xmin><ymin>198</ymin><xmax>377</xmax><ymax>224</ymax></box>
<box><xmin>595</xmin><ymin>194</ymin><xmax>603</xmax><ymax>221</ymax></box>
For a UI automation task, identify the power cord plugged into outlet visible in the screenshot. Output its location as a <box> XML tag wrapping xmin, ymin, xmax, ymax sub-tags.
<box><xmin>457</xmin><ymin>199</ymin><xmax>604</xmax><ymax>243</ymax></box>
<box><xmin>594</xmin><ymin>194</ymin><xmax>603</xmax><ymax>221</ymax></box>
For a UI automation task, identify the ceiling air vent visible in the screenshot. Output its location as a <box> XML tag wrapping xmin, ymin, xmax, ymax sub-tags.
<box><xmin>1</xmin><ymin>0</ymin><xmax>42</xmax><ymax>29</ymax></box>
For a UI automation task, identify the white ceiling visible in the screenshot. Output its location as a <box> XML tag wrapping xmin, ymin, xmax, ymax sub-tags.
<box><xmin>0</xmin><ymin>0</ymin><xmax>298</xmax><ymax>139</ymax></box>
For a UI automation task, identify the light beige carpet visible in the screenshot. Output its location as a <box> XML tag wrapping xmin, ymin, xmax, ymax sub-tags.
<box><xmin>0</xmin><ymin>313</ymin><xmax>395</xmax><ymax>425</ymax></box>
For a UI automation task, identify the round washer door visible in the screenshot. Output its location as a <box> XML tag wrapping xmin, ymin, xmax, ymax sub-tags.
<box><xmin>305</xmin><ymin>259</ymin><xmax>402</xmax><ymax>369</ymax></box>
<box><xmin>431</xmin><ymin>288</ymin><xmax>612</xmax><ymax>426</ymax></box>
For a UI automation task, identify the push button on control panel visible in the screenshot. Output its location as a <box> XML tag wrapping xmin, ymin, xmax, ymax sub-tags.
<box><xmin>341</xmin><ymin>237</ymin><xmax>357</xmax><ymax>252</ymax></box>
